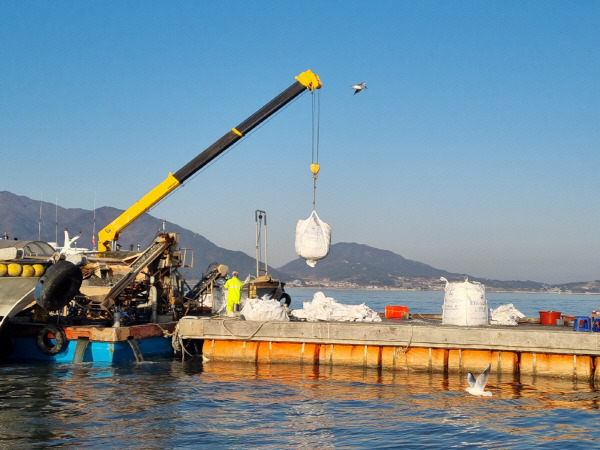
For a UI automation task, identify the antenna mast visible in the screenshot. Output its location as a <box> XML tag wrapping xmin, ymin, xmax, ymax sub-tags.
<box><xmin>38</xmin><ymin>195</ymin><xmax>42</xmax><ymax>240</ymax></box>
<box><xmin>55</xmin><ymin>199</ymin><xmax>58</xmax><ymax>244</ymax></box>
<box><xmin>93</xmin><ymin>192</ymin><xmax>97</xmax><ymax>250</ymax></box>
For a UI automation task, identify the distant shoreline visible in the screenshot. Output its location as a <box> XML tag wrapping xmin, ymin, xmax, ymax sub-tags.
<box><xmin>285</xmin><ymin>286</ymin><xmax>600</xmax><ymax>295</ymax></box>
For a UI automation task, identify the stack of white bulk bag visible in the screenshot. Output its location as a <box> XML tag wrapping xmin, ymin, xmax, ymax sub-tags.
<box><xmin>295</xmin><ymin>210</ymin><xmax>331</xmax><ymax>267</ymax></box>
<box><xmin>441</xmin><ymin>277</ymin><xmax>489</xmax><ymax>326</ymax></box>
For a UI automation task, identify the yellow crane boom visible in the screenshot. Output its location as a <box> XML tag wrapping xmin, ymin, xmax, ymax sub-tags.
<box><xmin>98</xmin><ymin>70</ymin><xmax>322</xmax><ymax>251</ymax></box>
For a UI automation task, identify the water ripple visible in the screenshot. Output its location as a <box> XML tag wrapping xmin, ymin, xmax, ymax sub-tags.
<box><xmin>1</xmin><ymin>359</ymin><xmax>600</xmax><ymax>447</ymax></box>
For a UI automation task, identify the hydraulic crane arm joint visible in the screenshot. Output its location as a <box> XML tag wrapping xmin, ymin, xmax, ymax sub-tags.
<box><xmin>97</xmin><ymin>173</ymin><xmax>181</xmax><ymax>251</ymax></box>
<box><xmin>295</xmin><ymin>70</ymin><xmax>322</xmax><ymax>91</ymax></box>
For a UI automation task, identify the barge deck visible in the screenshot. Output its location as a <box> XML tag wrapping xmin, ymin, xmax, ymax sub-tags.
<box><xmin>177</xmin><ymin>316</ymin><xmax>600</xmax><ymax>381</ymax></box>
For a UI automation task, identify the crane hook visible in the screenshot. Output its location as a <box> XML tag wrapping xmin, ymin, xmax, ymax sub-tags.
<box><xmin>310</xmin><ymin>163</ymin><xmax>320</xmax><ymax>179</ymax></box>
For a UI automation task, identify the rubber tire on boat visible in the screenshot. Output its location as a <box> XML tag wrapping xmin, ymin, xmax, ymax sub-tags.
<box><xmin>35</xmin><ymin>260</ymin><xmax>83</xmax><ymax>311</ymax></box>
<box><xmin>0</xmin><ymin>327</ymin><xmax>14</xmax><ymax>361</ymax></box>
<box><xmin>280</xmin><ymin>293</ymin><xmax>291</xmax><ymax>307</ymax></box>
<box><xmin>36</xmin><ymin>324</ymin><xmax>67</xmax><ymax>356</ymax></box>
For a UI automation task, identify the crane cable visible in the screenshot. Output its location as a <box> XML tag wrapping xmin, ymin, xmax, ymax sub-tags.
<box><xmin>310</xmin><ymin>89</ymin><xmax>321</xmax><ymax>210</ymax></box>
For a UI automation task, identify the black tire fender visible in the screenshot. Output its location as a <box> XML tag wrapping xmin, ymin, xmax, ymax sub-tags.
<box><xmin>280</xmin><ymin>293</ymin><xmax>291</xmax><ymax>307</ymax></box>
<box><xmin>35</xmin><ymin>260</ymin><xmax>83</xmax><ymax>311</ymax></box>
<box><xmin>36</xmin><ymin>324</ymin><xmax>67</xmax><ymax>356</ymax></box>
<box><xmin>0</xmin><ymin>328</ymin><xmax>14</xmax><ymax>361</ymax></box>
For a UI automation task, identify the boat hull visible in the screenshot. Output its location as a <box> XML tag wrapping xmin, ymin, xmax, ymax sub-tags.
<box><xmin>4</xmin><ymin>322</ymin><xmax>176</xmax><ymax>363</ymax></box>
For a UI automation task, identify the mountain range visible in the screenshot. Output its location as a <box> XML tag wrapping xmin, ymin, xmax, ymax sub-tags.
<box><xmin>1</xmin><ymin>191</ymin><xmax>597</xmax><ymax>293</ymax></box>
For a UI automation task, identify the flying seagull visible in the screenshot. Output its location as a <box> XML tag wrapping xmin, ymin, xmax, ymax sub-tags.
<box><xmin>350</xmin><ymin>82</ymin><xmax>367</xmax><ymax>94</ymax></box>
<box><xmin>466</xmin><ymin>364</ymin><xmax>492</xmax><ymax>397</ymax></box>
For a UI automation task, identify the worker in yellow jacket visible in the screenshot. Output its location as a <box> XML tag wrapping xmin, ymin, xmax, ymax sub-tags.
<box><xmin>224</xmin><ymin>271</ymin><xmax>244</xmax><ymax>314</ymax></box>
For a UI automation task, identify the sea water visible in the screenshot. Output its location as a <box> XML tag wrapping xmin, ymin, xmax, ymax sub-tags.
<box><xmin>285</xmin><ymin>287</ymin><xmax>600</xmax><ymax>318</ymax></box>
<box><xmin>1</xmin><ymin>290</ymin><xmax>600</xmax><ymax>448</ymax></box>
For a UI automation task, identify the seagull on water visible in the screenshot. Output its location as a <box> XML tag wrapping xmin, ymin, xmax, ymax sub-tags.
<box><xmin>350</xmin><ymin>82</ymin><xmax>367</xmax><ymax>94</ymax></box>
<box><xmin>466</xmin><ymin>364</ymin><xmax>492</xmax><ymax>397</ymax></box>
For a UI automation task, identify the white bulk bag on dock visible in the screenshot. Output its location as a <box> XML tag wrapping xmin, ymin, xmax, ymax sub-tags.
<box><xmin>489</xmin><ymin>303</ymin><xmax>524</xmax><ymax>326</ymax></box>
<box><xmin>441</xmin><ymin>277</ymin><xmax>489</xmax><ymax>326</ymax></box>
<box><xmin>241</xmin><ymin>297</ymin><xmax>289</xmax><ymax>322</ymax></box>
<box><xmin>291</xmin><ymin>291</ymin><xmax>381</xmax><ymax>322</ymax></box>
<box><xmin>295</xmin><ymin>210</ymin><xmax>331</xmax><ymax>267</ymax></box>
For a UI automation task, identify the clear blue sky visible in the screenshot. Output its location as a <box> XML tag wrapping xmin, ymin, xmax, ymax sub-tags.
<box><xmin>2</xmin><ymin>1</ymin><xmax>599</xmax><ymax>283</ymax></box>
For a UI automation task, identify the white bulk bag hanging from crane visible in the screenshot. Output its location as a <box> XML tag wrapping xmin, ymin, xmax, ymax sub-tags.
<box><xmin>294</xmin><ymin>88</ymin><xmax>331</xmax><ymax>267</ymax></box>
<box><xmin>295</xmin><ymin>209</ymin><xmax>331</xmax><ymax>267</ymax></box>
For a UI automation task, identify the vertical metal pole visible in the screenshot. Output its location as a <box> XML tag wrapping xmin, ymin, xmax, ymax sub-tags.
<box><xmin>38</xmin><ymin>197</ymin><xmax>43</xmax><ymax>240</ymax></box>
<box><xmin>55</xmin><ymin>200</ymin><xmax>58</xmax><ymax>244</ymax></box>
<box><xmin>93</xmin><ymin>192</ymin><xmax>96</xmax><ymax>250</ymax></box>
<box><xmin>255</xmin><ymin>210</ymin><xmax>267</xmax><ymax>276</ymax></box>
<box><xmin>263</xmin><ymin>211</ymin><xmax>268</xmax><ymax>274</ymax></box>
<box><xmin>255</xmin><ymin>210</ymin><xmax>260</xmax><ymax>277</ymax></box>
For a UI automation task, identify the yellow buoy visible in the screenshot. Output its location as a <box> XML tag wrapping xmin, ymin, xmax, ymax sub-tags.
<box><xmin>33</xmin><ymin>264</ymin><xmax>45</xmax><ymax>277</ymax></box>
<box><xmin>0</xmin><ymin>264</ymin><xmax>6</xmax><ymax>277</ymax></box>
<box><xmin>8</xmin><ymin>263</ymin><xmax>22</xmax><ymax>277</ymax></box>
<box><xmin>21</xmin><ymin>265</ymin><xmax>35</xmax><ymax>277</ymax></box>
